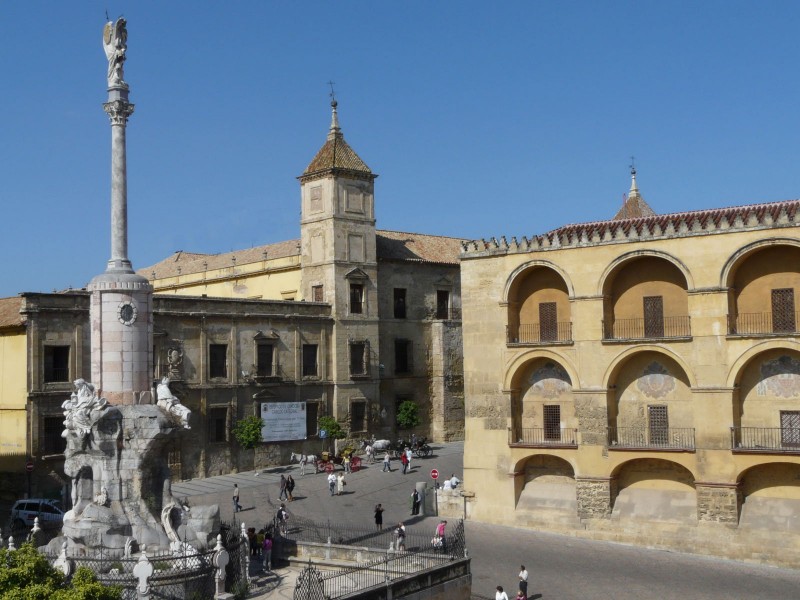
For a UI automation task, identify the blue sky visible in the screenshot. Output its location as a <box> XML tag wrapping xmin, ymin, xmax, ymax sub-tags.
<box><xmin>2</xmin><ymin>1</ymin><xmax>800</xmax><ymax>297</ymax></box>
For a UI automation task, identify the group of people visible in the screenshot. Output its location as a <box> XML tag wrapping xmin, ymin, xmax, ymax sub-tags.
<box><xmin>279</xmin><ymin>474</ymin><xmax>296</xmax><ymax>501</ymax></box>
<box><xmin>494</xmin><ymin>565</ymin><xmax>529</xmax><ymax>599</ymax></box>
<box><xmin>327</xmin><ymin>471</ymin><xmax>347</xmax><ymax>496</ymax></box>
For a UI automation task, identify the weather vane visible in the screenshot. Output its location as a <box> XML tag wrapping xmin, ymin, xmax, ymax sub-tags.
<box><xmin>630</xmin><ymin>155</ymin><xmax>636</xmax><ymax>175</ymax></box>
<box><xmin>327</xmin><ymin>80</ymin><xmax>336</xmax><ymax>103</ymax></box>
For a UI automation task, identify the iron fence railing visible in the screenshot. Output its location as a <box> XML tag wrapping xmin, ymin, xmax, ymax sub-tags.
<box><xmin>291</xmin><ymin>519</ymin><xmax>467</xmax><ymax>600</ymax></box>
<box><xmin>608</xmin><ymin>426</ymin><xmax>695</xmax><ymax>450</ymax></box>
<box><xmin>728</xmin><ymin>312</ymin><xmax>800</xmax><ymax>335</ymax></box>
<box><xmin>731</xmin><ymin>427</ymin><xmax>800</xmax><ymax>452</ymax></box>
<box><xmin>507</xmin><ymin>322</ymin><xmax>573</xmax><ymax>344</ymax></box>
<box><xmin>602</xmin><ymin>316</ymin><xmax>691</xmax><ymax>340</ymax></box>
<box><xmin>508</xmin><ymin>427</ymin><xmax>578</xmax><ymax>447</ymax></box>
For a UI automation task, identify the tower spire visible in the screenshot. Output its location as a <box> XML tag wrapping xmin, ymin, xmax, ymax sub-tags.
<box><xmin>629</xmin><ymin>156</ymin><xmax>639</xmax><ymax>197</ymax></box>
<box><xmin>327</xmin><ymin>81</ymin><xmax>341</xmax><ymax>141</ymax></box>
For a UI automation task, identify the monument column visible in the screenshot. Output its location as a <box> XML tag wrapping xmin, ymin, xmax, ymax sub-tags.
<box><xmin>88</xmin><ymin>18</ymin><xmax>153</xmax><ymax>405</ymax></box>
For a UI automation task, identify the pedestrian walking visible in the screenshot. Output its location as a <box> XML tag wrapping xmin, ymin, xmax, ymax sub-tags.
<box><xmin>287</xmin><ymin>475</ymin><xmax>296</xmax><ymax>501</ymax></box>
<box><xmin>410</xmin><ymin>488</ymin><xmax>421</xmax><ymax>515</ymax></box>
<box><xmin>327</xmin><ymin>471</ymin><xmax>336</xmax><ymax>496</ymax></box>
<box><xmin>278</xmin><ymin>474</ymin><xmax>288</xmax><ymax>501</ymax></box>
<box><xmin>495</xmin><ymin>585</ymin><xmax>509</xmax><ymax>600</ymax></box>
<box><xmin>344</xmin><ymin>454</ymin><xmax>351</xmax><ymax>473</ymax></box>
<box><xmin>518</xmin><ymin>565</ymin><xmax>528</xmax><ymax>598</ymax></box>
<box><xmin>374</xmin><ymin>503</ymin><xmax>384</xmax><ymax>531</ymax></box>
<box><xmin>383</xmin><ymin>452</ymin><xmax>391</xmax><ymax>472</ymax></box>
<box><xmin>232</xmin><ymin>483</ymin><xmax>242</xmax><ymax>512</ymax></box>
<box><xmin>400</xmin><ymin>451</ymin><xmax>408</xmax><ymax>474</ymax></box>
<box><xmin>276</xmin><ymin>503</ymin><xmax>289</xmax><ymax>536</ymax></box>
<box><xmin>394</xmin><ymin>522</ymin><xmax>406</xmax><ymax>551</ymax></box>
<box><xmin>435</xmin><ymin>520</ymin><xmax>447</xmax><ymax>552</ymax></box>
<box><xmin>365</xmin><ymin>444</ymin><xmax>375</xmax><ymax>463</ymax></box>
<box><xmin>337</xmin><ymin>471</ymin><xmax>346</xmax><ymax>495</ymax></box>
<box><xmin>405</xmin><ymin>447</ymin><xmax>413</xmax><ymax>472</ymax></box>
<box><xmin>247</xmin><ymin>527</ymin><xmax>258</xmax><ymax>556</ymax></box>
<box><xmin>256</xmin><ymin>528</ymin><xmax>265</xmax><ymax>558</ymax></box>
<box><xmin>299</xmin><ymin>454</ymin><xmax>308</xmax><ymax>476</ymax></box>
<box><xmin>262</xmin><ymin>533</ymin><xmax>273</xmax><ymax>571</ymax></box>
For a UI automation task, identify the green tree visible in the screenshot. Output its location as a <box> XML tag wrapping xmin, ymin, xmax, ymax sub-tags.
<box><xmin>0</xmin><ymin>543</ymin><xmax>121</xmax><ymax>599</ymax></box>
<box><xmin>232</xmin><ymin>415</ymin><xmax>264</xmax><ymax>449</ymax></box>
<box><xmin>317</xmin><ymin>415</ymin><xmax>346</xmax><ymax>439</ymax></box>
<box><xmin>396</xmin><ymin>400</ymin><xmax>420</xmax><ymax>429</ymax></box>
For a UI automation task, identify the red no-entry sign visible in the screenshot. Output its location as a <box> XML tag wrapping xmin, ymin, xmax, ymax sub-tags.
<box><xmin>430</xmin><ymin>469</ymin><xmax>439</xmax><ymax>480</ymax></box>
<box><xmin>25</xmin><ymin>461</ymin><xmax>34</xmax><ymax>473</ymax></box>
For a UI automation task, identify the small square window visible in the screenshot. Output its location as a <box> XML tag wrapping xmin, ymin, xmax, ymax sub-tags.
<box><xmin>302</xmin><ymin>344</ymin><xmax>318</xmax><ymax>377</ymax></box>
<box><xmin>312</xmin><ymin>285</ymin><xmax>324</xmax><ymax>303</ymax></box>
<box><xmin>394</xmin><ymin>288</ymin><xmax>407</xmax><ymax>319</ymax></box>
<box><xmin>44</xmin><ymin>346</ymin><xmax>70</xmax><ymax>383</ymax></box>
<box><xmin>209</xmin><ymin>344</ymin><xmax>228</xmax><ymax>379</ymax></box>
<box><xmin>350</xmin><ymin>284</ymin><xmax>364</xmax><ymax>314</ymax></box>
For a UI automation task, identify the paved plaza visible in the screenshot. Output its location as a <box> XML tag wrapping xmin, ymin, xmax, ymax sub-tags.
<box><xmin>173</xmin><ymin>443</ymin><xmax>800</xmax><ymax>599</ymax></box>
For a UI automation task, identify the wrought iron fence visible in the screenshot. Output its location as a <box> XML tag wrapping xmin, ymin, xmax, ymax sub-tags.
<box><xmin>728</xmin><ymin>312</ymin><xmax>800</xmax><ymax>335</ymax></box>
<box><xmin>731</xmin><ymin>427</ymin><xmax>800</xmax><ymax>452</ymax></box>
<box><xmin>508</xmin><ymin>427</ymin><xmax>578</xmax><ymax>447</ymax></box>
<box><xmin>602</xmin><ymin>315</ymin><xmax>691</xmax><ymax>340</ymax></box>
<box><xmin>608</xmin><ymin>427</ymin><xmax>695</xmax><ymax>450</ymax></box>
<box><xmin>507</xmin><ymin>322</ymin><xmax>573</xmax><ymax>344</ymax></box>
<box><xmin>291</xmin><ymin>520</ymin><xmax>467</xmax><ymax>600</ymax></box>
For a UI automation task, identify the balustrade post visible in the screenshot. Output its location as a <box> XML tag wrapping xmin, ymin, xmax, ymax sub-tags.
<box><xmin>212</xmin><ymin>534</ymin><xmax>233</xmax><ymax>599</ymax></box>
<box><xmin>132</xmin><ymin>546</ymin><xmax>154</xmax><ymax>600</ymax></box>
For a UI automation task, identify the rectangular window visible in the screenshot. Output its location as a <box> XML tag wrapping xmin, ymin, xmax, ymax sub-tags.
<box><xmin>209</xmin><ymin>344</ymin><xmax>228</xmax><ymax>379</ymax></box>
<box><xmin>302</xmin><ymin>344</ymin><xmax>318</xmax><ymax>377</ymax></box>
<box><xmin>350</xmin><ymin>284</ymin><xmax>364</xmax><ymax>314</ymax></box>
<box><xmin>436</xmin><ymin>290</ymin><xmax>450</xmax><ymax>320</ymax></box>
<box><xmin>42</xmin><ymin>417</ymin><xmax>66</xmax><ymax>455</ymax></box>
<box><xmin>310</xmin><ymin>186</ymin><xmax>322</xmax><ymax>213</ymax></box>
<box><xmin>350</xmin><ymin>342</ymin><xmax>367</xmax><ymax>376</ymax></box>
<box><xmin>208</xmin><ymin>407</ymin><xmax>228</xmax><ymax>443</ymax></box>
<box><xmin>312</xmin><ymin>285</ymin><xmax>324</xmax><ymax>303</ymax></box>
<box><xmin>351</xmin><ymin>400</ymin><xmax>367</xmax><ymax>432</ymax></box>
<box><xmin>306</xmin><ymin>402</ymin><xmax>319</xmax><ymax>437</ymax></box>
<box><xmin>543</xmin><ymin>405</ymin><xmax>561</xmax><ymax>440</ymax></box>
<box><xmin>648</xmin><ymin>405</ymin><xmax>669</xmax><ymax>446</ymax></box>
<box><xmin>256</xmin><ymin>344</ymin><xmax>274</xmax><ymax>377</ymax></box>
<box><xmin>772</xmin><ymin>288</ymin><xmax>796</xmax><ymax>333</ymax></box>
<box><xmin>539</xmin><ymin>302</ymin><xmax>558</xmax><ymax>342</ymax></box>
<box><xmin>395</xmin><ymin>339</ymin><xmax>412</xmax><ymax>374</ymax></box>
<box><xmin>781</xmin><ymin>411</ymin><xmax>800</xmax><ymax>447</ymax></box>
<box><xmin>394</xmin><ymin>288</ymin><xmax>407</xmax><ymax>319</ymax></box>
<box><xmin>643</xmin><ymin>296</ymin><xmax>665</xmax><ymax>338</ymax></box>
<box><xmin>44</xmin><ymin>346</ymin><xmax>70</xmax><ymax>383</ymax></box>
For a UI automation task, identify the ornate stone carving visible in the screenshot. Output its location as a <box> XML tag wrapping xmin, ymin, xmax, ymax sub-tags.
<box><xmin>166</xmin><ymin>345</ymin><xmax>184</xmax><ymax>379</ymax></box>
<box><xmin>61</xmin><ymin>379</ymin><xmax>109</xmax><ymax>439</ymax></box>
<box><xmin>157</xmin><ymin>377</ymin><xmax>191</xmax><ymax>429</ymax></box>
<box><xmin>103</xmin><ymin>18</ymin><xmax>128</xmax><ymax>87</ymax></box>
<box><xmin>103</xmin><ymin>99</ymin><xmax>135</xmax><ymax>126</ymax></box>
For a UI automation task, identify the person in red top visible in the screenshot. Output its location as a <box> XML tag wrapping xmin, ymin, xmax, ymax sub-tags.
<box><xmin>435</xmin><ymin>520</ymin><xmax>447</xmax><ymax>552</ymax></box>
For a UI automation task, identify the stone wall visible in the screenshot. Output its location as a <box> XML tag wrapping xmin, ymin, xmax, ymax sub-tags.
<box><xmin>576</xmin><ymin>478</ymin><xmax>613</xmax><ymax>519</ymax></box>
<box><xmin>696</xmin><ymin>484</ymin><xmax>740</xmax><ymax>524</ymax></box>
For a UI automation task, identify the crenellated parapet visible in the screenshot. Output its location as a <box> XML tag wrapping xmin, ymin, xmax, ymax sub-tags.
<box><xmin>461</xmin><ymin>199</ymin><xmax>800</xmax><ymax>257</ymax></box>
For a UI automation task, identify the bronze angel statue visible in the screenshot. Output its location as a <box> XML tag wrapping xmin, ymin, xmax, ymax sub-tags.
<box><xmin>103</xmin><ymin>18</ymin><xmax>128</xmax><ymax>87</ymax></box>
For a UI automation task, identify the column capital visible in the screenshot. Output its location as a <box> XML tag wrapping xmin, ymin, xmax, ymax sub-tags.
<box><xmin>103</xmin><ymin>99</ymin><xmax>135</xmax><ymax>125</ymax></box>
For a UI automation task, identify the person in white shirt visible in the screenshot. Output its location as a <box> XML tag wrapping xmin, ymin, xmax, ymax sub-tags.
<box><xmin>449</xmin><ymin>474</ymin><xmax>461</xmax><ymax>488</ymax></box>
<box><xmin>443</xmin><ymin>478</ymin><xmax>453</xmax><ymax>490</ymax></box>
<box><xmin>518</xmin><ymin>565</ymin><xmax>528</xmax><ymax>597</ymax></box>
<box><xmin>495</xmin><ymin>585</ymin><xmax>509</xmax><ymax>600</ymax></box>
<box><xmin>327</xmin><ymin>472</ymin><xmax>336</xmax><ymax>496</ymax></box>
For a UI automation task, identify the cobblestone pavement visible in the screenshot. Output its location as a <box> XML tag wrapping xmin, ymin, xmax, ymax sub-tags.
<box><xmin>173</xmin><ymin>443</ymin><xmax>800</xmax><ymax>599</ymax></box>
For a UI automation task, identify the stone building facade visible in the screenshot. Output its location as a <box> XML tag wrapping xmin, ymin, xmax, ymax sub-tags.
<box><xmin>460</xmin><ymin>175</ymin><xmax>800</xmax><ymax>566</ymax></box>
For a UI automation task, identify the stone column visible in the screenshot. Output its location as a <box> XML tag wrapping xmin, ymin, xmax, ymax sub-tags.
<box><xmin>576</xmin><ymin>477</ymin><xmax>615</xmax><ymax>519</ymax></box>
<box><xmin>696</xmin><ymin>482</ymin><xmax>741</xmax><ymax>524</ymax></box>
<box><xmin>103</xmin><ymin>89</ymin><xmax>134</xmax><ymax>273</ymax></box>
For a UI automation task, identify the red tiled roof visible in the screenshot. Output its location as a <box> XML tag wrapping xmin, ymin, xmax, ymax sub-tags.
<box><xmin>0</xmin><ymin>296</ymin><xmax>24</xmax><ymax>329</ymax></box>
<box><xmin>377</xmin><ymin>231</ymin><xmax>466</xmax><ymax>265</ymax></box>
<box><xmin>302</xmin><ymin>136</ymin><xmax>372</xmax><ymax>177</ymax></box>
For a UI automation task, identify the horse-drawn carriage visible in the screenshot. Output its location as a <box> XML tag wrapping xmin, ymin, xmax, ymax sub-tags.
<box><xmin>316</xmin><ymin>448</ymin><xmax>361</xmax><ymax>473</ymax></box>
<box><xmin>362</xmin><ymin>436</ymin><xmax>432</xmax><ymax>459</ymax></box>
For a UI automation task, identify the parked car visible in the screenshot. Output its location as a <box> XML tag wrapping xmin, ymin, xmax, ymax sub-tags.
<box><xmin>10</xmin><ymin>498</ymin><xmax>64</xmax><ymax>531</ymax></box>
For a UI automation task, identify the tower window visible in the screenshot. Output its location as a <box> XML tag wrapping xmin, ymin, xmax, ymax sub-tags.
<box><xmin>350</xmin><ymin>284</ymin><xmax>364</xmax><ymax>314</ymax></box>
<box><xmin>350</xmin><ymin>400</ymin><xmax>367</xmax><ymax>432</ymax></box>
<box><xmin>394</xmin><ymin>339</ymin><xmax>412</xmax><ymax>374</ymax></box>
<box><xmin>208</xmin><ymin>407</ymin><xmax>228</xmax><ymax>443</ymax></box>
<box><xmin>350</xmin><ymin>342</ymin><xmax>367</xmax><ymax>376</ymax></box>
<box><xmin>302</xmin><ymin>344</ymin><xmax>318</xmax><ymax>377</ymax></box>
<box><xmin>436</xmin><ymin>290</ymin><xmax>450</xmax><ymax>320</ymax></box>
<box><xmin>44</xmin><ymin>346</ymin><xmax>70</xmax><ymax>383</ymax></box>
<box><xmin>256</xmin><ymin>343</ymin><xmax>274</xmax><ymax>377</ymax></box>
<box><xmin>394</xmin><ymin>288</ymin><xmax>407</xmax><ymax>319</ymax></box>
<box><xmin>312</xmin><ymin>285</ymin><xmax>324</xmax><ymax>303</ymax></box>
<box><xmin>209</xmin><ymin>344</ymin><xmax>228</xmax><ymax>379</ymax></box>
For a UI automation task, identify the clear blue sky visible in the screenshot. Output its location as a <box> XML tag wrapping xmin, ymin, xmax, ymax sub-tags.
<box><xmin>2</xmin><ymin>1</ymin><xmax>800</xmax><ymax>297</ymax></box>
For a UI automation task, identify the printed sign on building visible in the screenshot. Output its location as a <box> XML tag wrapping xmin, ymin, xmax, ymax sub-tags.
<box><xmin>261</xmin><ymin>402</ymin><xmax>307</xmax><ymax>442</ymax></box>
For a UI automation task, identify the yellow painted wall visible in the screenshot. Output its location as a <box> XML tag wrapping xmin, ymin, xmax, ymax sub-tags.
<box><xmin>0</xmin><ymin>331</ymin><xmax>28</xmax><ymax>455</ymax></box>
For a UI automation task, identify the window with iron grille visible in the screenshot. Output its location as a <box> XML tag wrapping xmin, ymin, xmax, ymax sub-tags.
<box><xmin>350</xmin><ymin>342</ymin><xmax>367</xmax><ymax>376</ymax></box>
<box><xmin>42</xmin><ymin>417</ymin><xmax>66</xmax><ymax>455</ymax></box>
<box><xmin>395</xmin><ymin>339</ymin><xmax>412</xmax><ymax>374</ymax></box>
<box><xmin>350</xmin><ymin>284</ymin><xmax>364</xmax><ymax>314</ymax></box>
<box><xmin>44</xmin><ymin>346</ymin><xmax>70</xmax><ymax>383</ymax></box>
<box><xmin>351</xmin><ymin>400</ymin><xmax>367</xmax><ymax>432</ymax></box>
<box><xmin>543</xmin><ymin>405</ymin><xmax>561</xmax><ymax>440</ymax></box>
<box><xmin>648</xmin><ymin>405</ymin><xmax>669</xmax><ymax>445</ymax></box>
<box><xmin>781</xmin><ymin>411</ymin><xmax>800</xmax><ymax>447</ymax></box>
<box><xmin>312</xmin><ymin>285</ymin><xmax>324</xmax><ymax>303</ymax></box>
<box><xmin>436</xmin><ymin>290</ymin><xmax>450</xmax><ymax>319</ymax></box>
<box><xmin>306</xmin><ymin>401</ymin><xmax>319</xmax><ymax>437</ymax></box>
<box><xmin>394</xmin><ymin>288</ymin><xmax>407</xmax><ymax>319</ymax></box>
<box><xmin>256</xmin><ymin>343</ymin><xmax>274</xmax><ymax>377</ymax></box>
<box><xmin>302</xmin><ymin>344</ymin><xmax>318</xmax><ymax>377</ymax></box>
<box><xmin>539</xmin><ymin>302</ymin><xmax>558</xmax><ymax>342</ymax></box>
<box><xmin>209</xmin><ymin>344</ymin><xmax>228</xmax><ymax>379</ymax></box>
<box><xmin>208</xmin><ymin>407</ymin><xmax>228</xmax><ymax>443</ymax></box>
<box><xmin>643</xmin><ymin>296</ymin><xmax>665</xmax><ymax>338</ymax></box>
<box><xmin>772</xmin><ymin>288</ymin><xmax>796</xmax><ymax>333</ymax></box>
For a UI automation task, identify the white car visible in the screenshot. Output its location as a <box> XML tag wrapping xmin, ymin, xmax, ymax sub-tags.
<box><xmin>10</xmin><ymin>498</ymin><xmax>64</xmax><ymax>531</ymax></box>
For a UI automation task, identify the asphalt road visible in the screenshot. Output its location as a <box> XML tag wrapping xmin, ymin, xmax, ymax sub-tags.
<box><xmin>172</xmin><ymin>442</ymin><xmax>800</xmax><ymax>599</ymax></box>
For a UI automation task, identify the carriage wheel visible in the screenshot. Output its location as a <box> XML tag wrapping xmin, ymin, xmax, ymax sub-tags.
<box><xmin>351</xmin><ymin>456</ymin><xmax>361</xmax><ymax>472</ymax></box>
<box><xmin>325</xmin><ymin>462</ymin><xmax>335</xmax><ymax>474</ymax></box>
<box><xmin>316</xmin><ymin>460</ymin><xmax>326</xmax><ymax>473</ymax></box>
<box><xmin>422</xmin><ymin>445</ymin><xmax>432</xmax><ymax>457</ymax></box>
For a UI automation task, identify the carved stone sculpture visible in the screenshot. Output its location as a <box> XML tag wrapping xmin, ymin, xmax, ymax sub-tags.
<box><xmin>103</xmin><ymin>18</ymin><xmax>128</xmax><ymax>87</ymax></box>
<box><xmin>62</xmin><ymin>379</ymin><xmax>109</xmax><ymax>439</ymax></box>
<box><xmin>156</xmin><ymin>377</ymin><xmax>191</xmax><ymax>429</ymax></box>
<box><xmin>166</xmin><ymin>346</ymin><xmax>184</xmax><ymax>379</ymax></box>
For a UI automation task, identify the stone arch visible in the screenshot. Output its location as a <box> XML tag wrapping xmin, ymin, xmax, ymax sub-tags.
<box><xmin>514</xmin><ymin>454</ymin><xmax>577</xmax><ymax>520</ymax></box>
<box><xmin>737</xmin><ymin>462</ymin><xmax>800</xmax><ymax>531</ymax></box>
<box><xmin>505</xmin><ymin>349</ymin><xmax>581</xmax><ymax>392</ymax></box>
<box><xmin>503</xmin><ymin>259</ymin><xmax>575</xmax><ymax>303</ymax></box>
<box><xmin>726</xmin><ymin>340</ymin><xmax>800</xmax><ymax>388</ymax></box>
<box><xmin>603</xmin><ymin>345</ymin><xmax>697</xmax><ymax>390</ymax></box>
<box><xmin>610</xmin><ymin>458</ymin><xmax>697</xmax><ymax>522</ymax></box>
<box><xmin>597</xmin><ymin>250</ymin><xmax>694</xmax><ymax>297</ymax></box>
<box><xmin>720</xmin><ymin>237</ymin><xmax>800</xmax><ymax>289</ymax></box>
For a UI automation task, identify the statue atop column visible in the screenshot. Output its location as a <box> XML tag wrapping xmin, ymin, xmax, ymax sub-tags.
<box><xmin>103</xmin><ymin>18</ymin><xmax>128</xmax><ymax>88</ymax></box>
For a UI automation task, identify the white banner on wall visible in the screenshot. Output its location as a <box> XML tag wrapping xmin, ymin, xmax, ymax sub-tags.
<box><xmin>261</xmin><ymin>402</ymin><xmax>307</xmax><ymax>442</ymax></box>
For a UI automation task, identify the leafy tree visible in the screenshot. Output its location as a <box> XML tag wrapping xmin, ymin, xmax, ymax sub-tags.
<box><xmin>396</xmin><ymin>400</ymin><xmax>420</xmax><ymax>430</ymax></box>
<box><xmin>232</xmin><ymin>415</ymin><xmax>264</xmax><ymax>449</ymax></box>
<box><xmin>317</xmin><ymin>415</ymin><xmax>346</xmax><ymax>439</ymax></box>
<box><xmin>0</xmin><ymin>543</ymin><xmax>121</xmax><ymax>599</ymax></box>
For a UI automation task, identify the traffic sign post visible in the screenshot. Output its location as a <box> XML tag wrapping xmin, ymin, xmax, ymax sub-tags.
<box><xmin>430</xmin><ymin>468</ymin><xmax>439</xmax><ymax>480</ymax></box>
<box><xmin>430</xmin><ymin>469</ymin><xmax>440</xmax><ymax>516</ymax></box>
<box><xmin>25</xmin><ymin>461</ymin><xmax>34</xmax><ymax>473</ymax></box>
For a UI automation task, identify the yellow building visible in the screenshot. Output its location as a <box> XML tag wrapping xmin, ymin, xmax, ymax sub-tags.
<box><xmin>0</xmin><ymin>297</ymin><xmax>27</xmax><ymax>471</ymax></box>
<box><xmin>461</xmin><ymin>173</ymin><xmax>800</xmax><ymax>566</ymax></box>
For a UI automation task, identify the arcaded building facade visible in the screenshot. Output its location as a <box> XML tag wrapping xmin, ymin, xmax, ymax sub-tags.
<box><xmin>461</xmin><ymin>176</ymin><xmax>800</xmax><ymax>565</ymax></box>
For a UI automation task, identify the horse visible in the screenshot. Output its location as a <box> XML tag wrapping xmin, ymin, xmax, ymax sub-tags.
<box><xmin>362</xmin><ymin>438</ymin><xmax>391</xmax><ymax>451</ymax></box>
<box><xmin>290</xmin><ymin>452</ymin><xmax>319</xmax><ymax>475</ymax></box>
